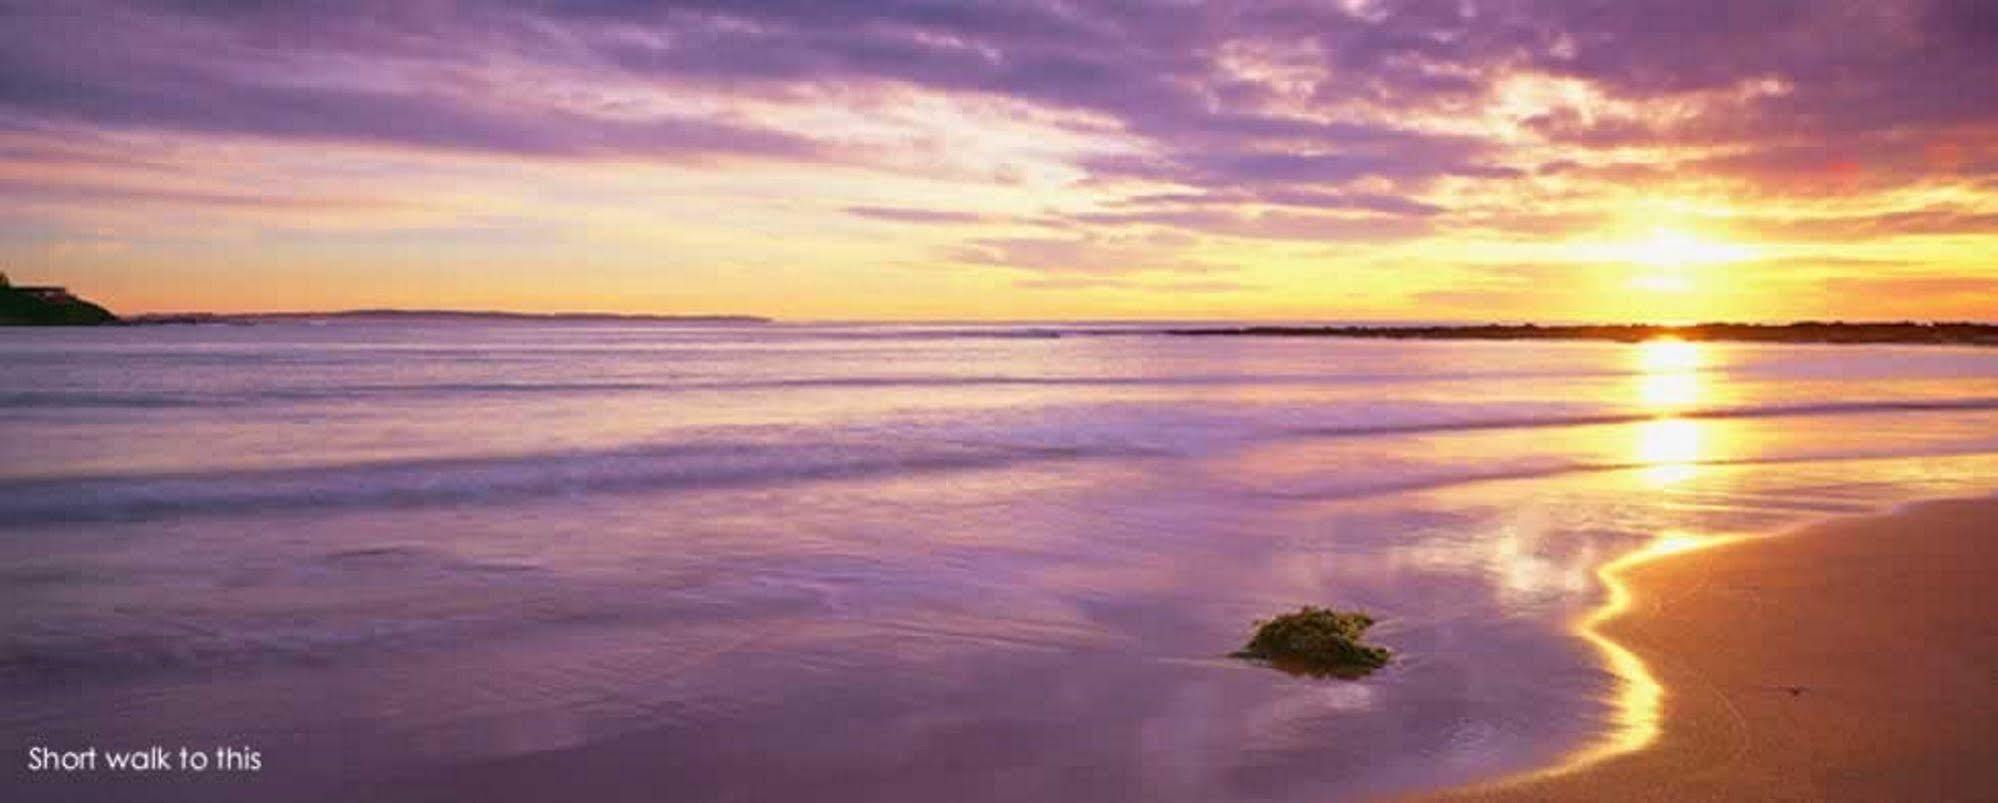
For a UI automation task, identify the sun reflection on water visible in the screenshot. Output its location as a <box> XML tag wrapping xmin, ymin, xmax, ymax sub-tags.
<box><xmin>1638</xmin><ymin>372</ymin><xmax>1700</xmax><ymax>409</ymax></box>
<box><xmin>1636</xmin><ymin>337</ymin><xmax>1701</xmax><ymax>373</ymax></box>
<box><xmin>1509</xmin><ymin>341</ymin><xmax>1733</xmax><ymax>784</ymax></box>
<box><xmin>1635</xmin><ymin>337</ymin><xmax>1703</xmax><ymax>411</ymax></box>
<box><xmin>1633</xmin><ymin>338</ymin><xmax>1707</xmax><ymax>486</ymax></box>
<box><xmin>1637</xmin><ymin>418</ymin><xmax>1702</xmax><ymax>486</ymax></box>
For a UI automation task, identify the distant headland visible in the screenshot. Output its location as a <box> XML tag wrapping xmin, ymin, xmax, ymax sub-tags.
<box><xmin>2</xmin><ymin>275</ymin><xmax>776</xmax><ymax>327</ymax></box>
<box><xmin>125</xmin><ymin>309</ymin><xmax>772</xmax><ymax>325</ymax></box>
<box><xmin>0</xmin><ymin>273</ymin><xmax>117</xmax><ymax>325</ymax></box>
<box><xmin>1164</xmin><ymin>322</ymin><xmax>1998</xmax><ymax>347</ymax></box>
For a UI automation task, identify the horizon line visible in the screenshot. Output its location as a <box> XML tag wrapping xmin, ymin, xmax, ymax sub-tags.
<box><xmin>117</xmin><ymin>309</ymin><xmax>1998</xmax><ymax>327</ymax></box>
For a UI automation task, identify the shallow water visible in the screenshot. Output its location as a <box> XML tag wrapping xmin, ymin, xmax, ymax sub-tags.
<box><xmin>5</xmin><ymin>321</ymin><xmax>1997</xmax><ymax>801</ymax></box>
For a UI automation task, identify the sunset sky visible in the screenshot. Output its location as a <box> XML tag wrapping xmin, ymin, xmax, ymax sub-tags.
<box><xmin>2</xmin><ymin>0</ymin><xmax>1995</xmax><ymax>320</ymax></box>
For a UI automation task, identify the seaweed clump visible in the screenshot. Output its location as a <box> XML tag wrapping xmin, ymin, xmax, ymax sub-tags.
<box><xmin>1231</xmin><ymin>606</ymin><xmax>1391</xmax><ymax>678</ymax></box>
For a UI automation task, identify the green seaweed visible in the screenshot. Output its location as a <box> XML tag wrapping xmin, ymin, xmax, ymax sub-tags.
<box><xmin>1231</xmin><ymin>606</ymin><xmax>1391</xmax><ymax>678</ymax></box>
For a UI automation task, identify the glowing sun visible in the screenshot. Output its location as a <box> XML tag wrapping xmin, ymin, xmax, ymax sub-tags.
<box><xmin>1579</xmin><ymin>227</ymin><xmax>1757</xmax><ymax>294</ymax></box>
<box><xmin>1632</xmin><ymin>228</ymin><xmax>1755</xmax><ymax>269</ymax></box>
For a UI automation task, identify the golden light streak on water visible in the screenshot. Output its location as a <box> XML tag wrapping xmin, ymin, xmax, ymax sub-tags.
<box><xmin>1634</xmin><ymin>338</ymin><xmax>1707</xmax><ymax>485</ymax></box>
<box><xmin>1638</xmin><ymin>371</ymin><xmax>1700</xmax><ymax>408</ymax></box>
<box><xmin>1636</xmin><ymin>418</ymin><xmax>1703</xmax><ymax>486</ymax></box>
<box><xmin>1466</xmin><ymin>340</ymin><xmax>1739</xmax><ymax>792</ymax></box>
<box><xmin>1636</xmin><ymin>337</ymin><xmax>1701</xmax><ymax>373</ymax></box>
<box><xmin>1484</xmin><ymin>529</ymin><xmax>1745</xmax><ymax>788</ymax></box>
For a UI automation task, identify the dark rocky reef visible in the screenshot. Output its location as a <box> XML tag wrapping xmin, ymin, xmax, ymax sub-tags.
<box><xmin>1231</xmin><ymin>606</ymin><xmax>1392</xmax><ymax>678</ymax></box>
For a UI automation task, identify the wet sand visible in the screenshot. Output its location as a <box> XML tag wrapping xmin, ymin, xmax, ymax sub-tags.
<box><xmin>1434</xmin><ymin>497</ymin><xmax>1998</xmax><ymax>802</ymax></box>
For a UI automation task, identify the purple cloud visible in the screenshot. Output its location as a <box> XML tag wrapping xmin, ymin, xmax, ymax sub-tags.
<box><xmin>0</xmin><ymin>2</ymin><xmax>822</xmax><ymax>160</ymax></box>
<box><xmin>3</xmin><ymin>0</ymin><xmax>1995</xmax><ymax>252</ymax></box>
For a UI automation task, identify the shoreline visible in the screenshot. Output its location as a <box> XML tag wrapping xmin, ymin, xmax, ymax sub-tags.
<box><xmin>1423</xmin><ymin>495</ymin><xmax>1998</xmax><ymax>801</ymax></box>
<box><xmin>1165</xmin><ymin>322</ymin><xmax>1998</xmax><ymax>347</ymax></box>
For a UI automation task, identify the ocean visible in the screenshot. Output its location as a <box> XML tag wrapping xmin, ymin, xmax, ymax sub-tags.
<box><xmin>5</xmin><ymin>320</ymin><xmax>1998</xmax><ymax>801</ymax></box>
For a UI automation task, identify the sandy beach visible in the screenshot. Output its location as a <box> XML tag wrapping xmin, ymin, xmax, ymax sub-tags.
<box><xmin>1435</xmin><ymin>497</ymin><xmax>1998</xmax><ymax>802</ymax></box>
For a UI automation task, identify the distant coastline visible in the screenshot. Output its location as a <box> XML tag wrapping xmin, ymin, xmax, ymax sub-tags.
<box><xmin>122</xmin><ymin>309</ymin><xmax>772</xmax><ymax>325</ymax></box>
<box><xmin>1164</xmin><ymin>321</ymin><xmax>1998</xmax><ymax>347</ymax></box>
<box><xmin>2</xmin><ymin>278</ymin><xmax>774</xmax><ymax>327</ymax></box>
<box><xmin>16</xmin><ymin>304</ymin><xmax>1998</xmax><ymax>346</ymax></box>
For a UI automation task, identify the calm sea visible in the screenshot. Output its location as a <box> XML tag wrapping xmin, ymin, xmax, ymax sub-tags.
<box><xmin>5</xmin><ymin>321</ymin><xmax>1998</xmax><ymax>801</ymax></box>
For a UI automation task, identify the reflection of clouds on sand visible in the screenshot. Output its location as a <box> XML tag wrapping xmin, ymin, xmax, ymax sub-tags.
<box><xmin>1128</xmin><ymin>663</ymin><xmax>1382</xmax><ymax>799</ymax></box>
<box><xmin>1230</xmin><ymin>680</ymin><xmax>1381</xmax><ymax>750</ymax></box>
<box><xmin>1377</xmin><ymin>507</ymin><xmax>1603</xmax><ymax>610</ymax></box>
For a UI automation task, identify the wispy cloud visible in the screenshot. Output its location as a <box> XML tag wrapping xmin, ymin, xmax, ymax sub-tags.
<box><xmin>845</xmin><ymin>206</ymin><xmax>992</xmax><ymax>224</ymax></box>
<box><xmin>0</xmin><ymin>0</ymin><xmax>1993</xmax><ymax>317</ymax></box>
